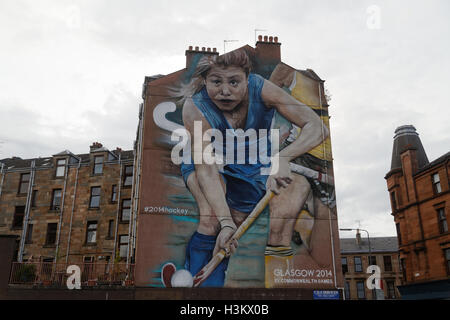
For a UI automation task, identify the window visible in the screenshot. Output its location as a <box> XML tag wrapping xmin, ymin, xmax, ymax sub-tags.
<box><xmin>55</xmin><ymin>158</ymin><xmax>66</xmax><ymax>177</ymax></box>
<box><xmin>89</xmin><ymin>187</ymin><xmax>101</xmax><ymax>208</ymax></box>
<box><xmin>18</xmin><ymin>173</ymin><xmax>30</xmax><ymax>194</ymax></box>
<box><xmin>341</xmin><ymin>257</ymin><xmax>348</xmax><ymax>273</ymax></box>
<box><xmin>437</xmin><ymin>208</ymin><xmax>448</xmax><ymax>234</ymax></box>
<box><xmin>111</xmin><ymin>185</ymin><xmax>117</xmax><ymax>202</ymax></box>
<box><xmin>368</xmin><ymin>255</ymin><xmax>377</xmax><ymax>266</ymax></box>
<box><xmin>386</xmin><ymin>281</ymin><xmax>396</xmax><ymax>299</ymax></box>
<box><xmin>123</xmin><ymin>165</ymin><xmax>133</xmax><ymax>187</ymax></box>
<box><xmin>93</xmin><ymin>156</ymin><xmax>104</xmax><ymax>175</ymax></box>
<box><xmin>390</xmin><ymin>191</ymin><xmax>397</xmax><ymax>211</ymax></box>
<box><xmin>45</xmin><ymin>223</ymin><xmax>58</xmax><ymax>245</ymax></box>
<box><xmin>12</xmin><ymin>206</ymin><xmax>25</xmax><ymax>229</ymax></box>
<box><xmin>344</xmin><ymin>281</ymin><xmax>350</xmax><ymax>300</ymax></box>
<box><xmin>400</xmin><ymin>258</ymin><xmax>407</xmax><ymax>281</ymax></box>
<box><xmin>86</xmin><ymin>221</ymin><xmax>97</xmax><ymax>244</ymax></box>
<box><xmin>107</xmin><ymin>220</ymin><xmax>115</xmax><ymax>239</ymax></box>
<box><xmin>356</xmin><ymin>281</ymin><xmax>366</xmax><ymax>299</ymax></box>
<box><xmin>383</xmin><ymin>255</ymin><xmax>393</xmax><ymax>272</ymax></box>
<box><xmin>25</xmin><ymin>224</ymin><xmax>33</xmax><ymax>244</ymax></box>
<box><xmin>50</xmin><ymin>189</ymin><xmax>62</xmax><ymax>211</ymax></box>
<box><xmin>354</xmin><ymin>256</ymin><xmax>363</xmax><ymax>272</ymax></box>
<box><xmin>396</xmin><ymin>223</ymin><xmax>402</xmax><ymax>245</ymax></box>
<box><xmin>445</xmin><ymin>249</ymin><xmax>450</xmax><ymax>276</ymax></box>
<box><xmin>432</xmin><ymin>173</ymin><xmax>442</xmax><ymax>194</ymax></box>
<box><xmin>121</xmin><ymin>199</ymin><xmax>131</xmax><ymax>222</ymax></box>
<box><xmin>119</xmin><ymin>235</ymin><xmax>129</xmax><ymax>259</ymax></box>
<box><xmin>31</xmin><ymin>190</ymin><xmax>38</xmax><ymax>207</ymax></box>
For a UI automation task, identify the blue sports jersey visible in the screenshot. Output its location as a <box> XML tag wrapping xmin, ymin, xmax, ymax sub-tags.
<box><xmin>181</xmin><ymin>73</ymin><xmax>275</xmax><ymax>213</ymax></box>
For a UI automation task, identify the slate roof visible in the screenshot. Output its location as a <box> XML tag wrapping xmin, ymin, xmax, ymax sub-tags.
<box><xmin>415</xmin><ymin>151</ymin><xmax>450</xmax><ymax>175</ymax></box>
<box><xmin>0</xmin><ymin>149</ymin><xmax>134</xmax><ymax>170</ymax></box>
<box><xmin>340</xmin><ymin>236</ymin><xmax>399</xmax><ymax>254</ymax></box>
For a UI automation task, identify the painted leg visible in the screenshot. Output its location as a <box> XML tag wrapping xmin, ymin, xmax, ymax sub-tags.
<box><xmin>265</xmin><ymin>174</ymin><xmax>311</xmax><ymax>288</ymax></box>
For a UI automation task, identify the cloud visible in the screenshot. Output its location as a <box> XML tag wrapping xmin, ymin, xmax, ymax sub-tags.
<box><xmin>1</xmin><ymin>0</ymin><xmax>449</xmax><ymax>237</ymax></box>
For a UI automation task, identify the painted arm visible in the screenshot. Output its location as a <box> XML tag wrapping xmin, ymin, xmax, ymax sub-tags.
<box><xmin>182</xmin><ymin>99</ymin><xmax>237</xmax><ymax>255</ymax></box>
<box><xmin>261</xmin><ymin>79</ymin><xmax>329</xmax><ymax>193</ymax></box>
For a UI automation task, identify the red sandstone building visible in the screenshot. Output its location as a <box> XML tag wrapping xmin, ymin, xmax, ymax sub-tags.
<box><xmin>385</xmin><ymin>125</ymin><xmax>450</xmax><ymax>299</ymax></box>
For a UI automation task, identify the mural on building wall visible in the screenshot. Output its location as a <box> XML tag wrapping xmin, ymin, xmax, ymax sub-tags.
<box><xmin>136</xmin><ymin>44</ymin><xmax>341</xmax><ymax>289</ymax></box>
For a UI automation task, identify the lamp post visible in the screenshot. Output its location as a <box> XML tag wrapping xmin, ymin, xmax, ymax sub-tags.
<box><xmin>340</xmin><ymin>228</ymin><xmax>376</xmax><ymax>299</ymax></box>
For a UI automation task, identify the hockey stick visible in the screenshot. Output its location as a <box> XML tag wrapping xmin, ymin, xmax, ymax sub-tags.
<box><xmin>192</xmin><ymin>190</ymin><xmax>274</xmax><ymax>287</ymax></box>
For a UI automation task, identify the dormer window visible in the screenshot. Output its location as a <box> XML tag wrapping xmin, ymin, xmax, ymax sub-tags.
<box><xmin>93</xmin><ymin>156</ymin><xmax>104</xmax><ymax>175</ymax></box>
<box><xmin>55</xmin><ymin>159</ymin><xmax>66</xmax><ymax>177</ymax></box>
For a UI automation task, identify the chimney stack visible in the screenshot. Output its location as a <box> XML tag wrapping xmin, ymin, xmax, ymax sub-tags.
<box><xmin>186</xmin><ymin>45</ymin><xmax>219</xmax><ymax>68</ymax></box>
<box><xmin>90</xmin><ymin>142</ymin><xmax>103</xmax><ymax>152</ymax></box>
<box><xmin>356</xmin><ymin>229</ymin><xmax>362</xmax><ymax>246</ymax></box>
<box><xmin>255</xmin><ymin>35</ymin><xmax>281</xmax><ymax>65</ymax></box>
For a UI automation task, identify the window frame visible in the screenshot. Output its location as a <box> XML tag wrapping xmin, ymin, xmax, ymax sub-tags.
<box><xmin>25</xmin><ymin>224</ymin><xmax>33</xmax><ymax>244</ymax></box>
<box><xmin>55</xmin><ymin>158</ymin><xmax>67</xmax><ymax>178</ymax></box>
<box><xmin>386</xmin><ymin>280</ymin><xmax>396</xmax><ymax>299</ymax></box>
<box><xmin>18</xmin><ymin>172</ymin><xmax>30</xmax><ymax>195</ymax></box>
<box><xmin>107</xmin><ymin>219</ymin><xmax>115</xmax><ymax>239</ymax></box>
<box><xmin>356</xmin><ymin>281</ymin><xmax>366</xmax><ymax>300</ymax></box>
<box><xmin>121</xmin><ymin>199</ymin><xmax>131</xmax><ymax>222</ymax></box>
<box><xmin>432</xmin><ymin>173</ymin><xmax>442</xmax><ymax>194</ymax></box>
<box><xmin>50</xmin><ymin>189</ymin><xmax>62</xmax><ymax>211</ymax></box>
<box><xmin>89</xmin><ymin>186</ymin><xmax>101</xmax><ymax>209</ymax></box>
<box><xmin>444</xmin><ymin>248</ymin><xmax>450</xmax><ymax>276</ymax></box>
<box><xmin>118</xmin><ymin>235</ymin><xmax>129</xmax><ymax>259</ymax></box>
<box><xmin>123</xmin><ymin>165</ymin><xmax>133</xmax><ymax>187</ymax></box>
<box><xmin>390</xmin><ymin>191</ymin><xmax>398</xmax><ymax>211</ymax></box>
<box><xmin>111</xmin><ymin>185</ymin><xmax>118</xmax><ymax>203</ymax></box>
<box><xmin>396</xmin><ymin>223</ymin><xmax>402</xmax><ymax>245</ymax></box>
<box><xmin>368</xmin><ymin>255</ymin><xmax>377</xmax><ymax>266</ymax></box>
<box><xmin>93</xmin><ymin>155</ymin><xmax>104</xmax><ymax>175</ymax></box>
<box><xmin>383</xmin><ymin>255</ymin><xmax>393</xmax><ymax>272</ymax></box>
<box><xmin>12</xmin><ymin>205</ymin><xmax>26</xmax><ymax>229</ymax></box>
<box><xmin>85</xmin><ymin>221</ymin><xmax>98</xmax><ymax>244</ymax></box>
<box><xmin>437</xmin><ymin>207</ymin><xmax>448</xmax><ymax>234</ymax></box>
<box><xmin>45</xmin><ymin>223</ymin><xmax>58</xmax><ymax>246</ymax></box>
<box><xmin>341</xmin><ymin>257</ymin><xmax>348</xmax><ymax>273</ymax></box>
<box><xmin>354</xmin><ymin>256</ymin><xmax>363</xmax><ymax>273</ymax></box>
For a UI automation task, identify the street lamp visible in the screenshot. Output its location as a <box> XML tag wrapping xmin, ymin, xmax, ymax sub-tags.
<box><xmin>340</xmin><ymin>228</ymin><xmax>371</xmax><ymax>257</ymax></box>
<box><xmin>340</xmin><ymin>228</ymin><xmax>376</xmax><ymax>300</ymax></box>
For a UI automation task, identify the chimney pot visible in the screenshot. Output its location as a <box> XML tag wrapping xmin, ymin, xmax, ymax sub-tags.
<box><xmin>274</xmin><ymin>36</ymin><xmax>278</xmax><ymax>43</ymax></box>
<box><xmin>264</xmin><ymin>35</ymin><xmax>268</xmax><ymax>42</ymax></box>
<box><xmin>195</xmin><ymin>46</ymin><xmax>199</xmax><ymax>51</ymax></box>
<box><xmin>269</xmin><ymin>36</ymin><xmax>273</xmax><ymax>42</ymax></box>
<box><xmin>189</xmin><ymin>45</ymin><xmax>193</xmax><ymax>50</ymax></box>
<box><xmin>207</xmin><ymin>47</ymin><xmax>211</xmax><ymax>52</ymax></box>
<box><xmin>202</xmin><ymin>47</ymin><xmax>206</xmax><ymax>51</ymax></box>
<box><xmin>213</xmin><ymin>48</ymin><xmax>217</xmax><ymax>52</ymax></box>
<box><xmin>258</xmin><ymin>35</ymin><xmax>263</xmax><ymax>41</ymax></box>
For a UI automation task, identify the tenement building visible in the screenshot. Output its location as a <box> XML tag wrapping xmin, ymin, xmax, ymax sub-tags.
<box><xmin>0</xmin><ymin>143</ymin><xmax>135</xmax><ymax>269</ymax></box>
<box><xmin>385</xmin><ymin>125</ymin><xmax>450</xmax><ymax>299</ymax></box>
<box><xmin>340</xmin><ymin>234</ymin><xmax>403</xmax><ymax>300</ymax></box>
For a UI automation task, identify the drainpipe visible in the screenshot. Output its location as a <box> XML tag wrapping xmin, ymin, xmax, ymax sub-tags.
<box><xmin>54</xmin><ymin>159</ymin><xmax>69</xmax><ymax>263</ymax></box>
<box><xmin>65</xmin><ymin>156</ymin><xmax>82</xmax><ymax>264</ymax></box>
<box><xmin>126</xmin><ymin>153</ymin><xmax>136</xmax><ymax>268</ymax></box>
<box><xmin>131</xmin><ymin>103</ymin><xmax>145</xmax><ymax>265</ymax></box>
<box><xmin>112</xmin><ymin>154</ymin><xmax>123</xmax><ymax>262</ymax></box>
<box><xmin>318</xmin><ymin>83</ymin><xmax>339</xmax><ymax>291</ymax></box>
<box><xmin>18</xmin><ymin>160</ymin><xmax>36</xmax><ymax>262</ymax></box>
<box><xmin>0</xmin><ymin>162</ymin><xmax>5</xmax><ymax>199</ymax></box>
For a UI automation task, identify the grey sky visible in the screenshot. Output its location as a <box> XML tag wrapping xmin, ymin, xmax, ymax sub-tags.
<box><xmin>1</xmin><ymin>0</ymin><xmax>449</xmax><ymax>236</ymax></box>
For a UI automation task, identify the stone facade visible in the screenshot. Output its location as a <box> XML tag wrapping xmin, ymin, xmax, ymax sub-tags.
<box><xmin>340</xmin><ymin>236</ymin><xmax>403</xmax><ymax>300</ymax></box>
<box><xmin>0</xmin><ymin>143</ymin><xmax>135</xmax><ymax>265</ymax></box>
